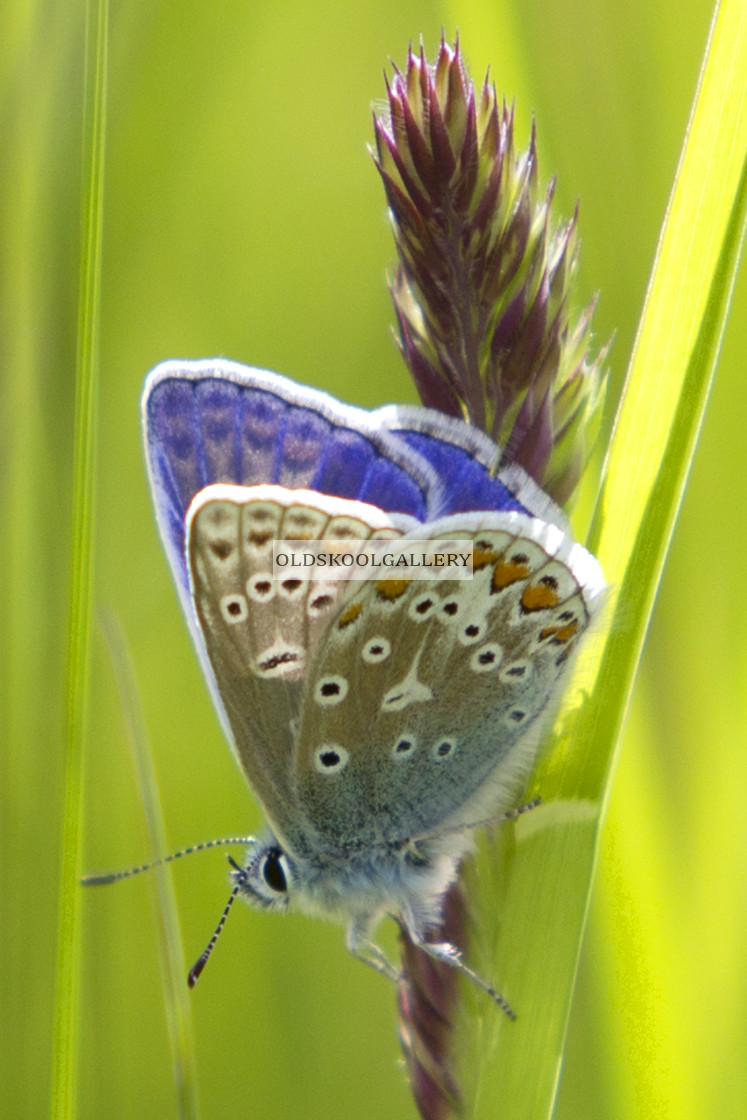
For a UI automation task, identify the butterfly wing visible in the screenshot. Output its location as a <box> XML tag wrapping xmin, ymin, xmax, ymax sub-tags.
<box><xmin>293</xmin><ymin>512</ymin><xmax>605</xmax><ymax>852</ymax></box>
<box><xmin>142</xmin><ymin>360</ymin><xmax>444</xmax><ymax>604</ymax></box>
<box><xmin>186</xmin><ymin>483</ymin><xmax>418</xmax><ymax>851</ymax></box>
<box><xmin>376</xmin><ymin>402</ymin><xmax>570</xmax><ymax>526</ymax></box>
<box><xmin>142</xmin><ymin>360</ymin><xmax>444</xmax><ymax>844</ymax></box>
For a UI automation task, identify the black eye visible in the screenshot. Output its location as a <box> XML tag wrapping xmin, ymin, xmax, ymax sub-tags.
<box><xmin>262</xmin><ymin>849</ymin><xmax>287</xmax><ymax>893</ymax></box>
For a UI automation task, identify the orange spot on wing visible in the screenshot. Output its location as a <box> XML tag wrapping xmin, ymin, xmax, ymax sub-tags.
<box><xmin>472</xmin><ymin>547</ymin><xmax>500</xmax><ymax>571</ymax></box>
<box><xmin>338</xmin><ymin>602</ymin><xmax>364</xmax><ymax>629</ymax></box>
<box><xmin>376</xmin><ymin>579</ymin><xmax>410</xmax><ymax>601</ymax></box>
<box><xmin>521</xmin><ymin>584</ymin><xmax>560</xmax><ymax>612</ymax></box>
<box><xmin>492</xmin><ymin>561</ymin><xmax>529</xmax><ymax>591</ymax></box>
<box><xmin>539</xmin><ymin>620</ymin><xmax>579</xmax><ymax>643</ymax></box>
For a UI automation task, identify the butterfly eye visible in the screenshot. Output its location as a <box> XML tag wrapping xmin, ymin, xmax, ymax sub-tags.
<box><xmin>261</xmin><ymin>848</ymin><xmax>290</xmax><ymax>894</ymax></box>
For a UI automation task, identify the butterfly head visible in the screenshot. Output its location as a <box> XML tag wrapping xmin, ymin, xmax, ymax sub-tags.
<box><xmin>232</xmin><ymin>836</ymin><xmax>296</xmax><ymax>912</ymax></box>
<box><xmin>230</xmin><ymin>823</ymin><xmax>475</xmax><ymax>945</ymax></box>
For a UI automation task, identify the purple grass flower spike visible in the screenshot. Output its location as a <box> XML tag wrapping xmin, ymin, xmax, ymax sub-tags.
<box><xmin>373</xmin><ymin>35</ymin><xmax>609</xmax><ymax>506</ymax></box>
<box><xmin>397</xmin><ymin>882</ymin><xmax>467</xmax><ymax>1119</ymax></box>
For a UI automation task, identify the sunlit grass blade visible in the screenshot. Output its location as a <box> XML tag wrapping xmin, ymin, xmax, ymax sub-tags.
<box><xmin>51</xmin><ymin>1</ymin><xmax>108</xmax><ymax>1117</ymax></box>
<box><xmin>97</xmin><ymin>611</ymin><xmax>201</xmax><ymax>1119</ymax></box>
<box><xmin>449</xmin><ymin>2</ymin><xmax>747</xmax><ymax>1116</ymax></box>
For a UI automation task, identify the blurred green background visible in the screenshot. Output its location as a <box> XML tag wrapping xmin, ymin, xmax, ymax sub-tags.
<box><xmin>2</xmin><ymin>0</ymin><xmax>745</xmax><ymax>1117</ymax></box>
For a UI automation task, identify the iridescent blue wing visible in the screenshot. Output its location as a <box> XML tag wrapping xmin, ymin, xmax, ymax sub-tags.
<box><xmin>142</xmin><ymin>360</ymin><xmax>444</xmax><ymax>602</ymax></box>
<box><xmin>375</xmin><ymin>404</ymin><xmax>570</xmax><ymax>527</ymax></box>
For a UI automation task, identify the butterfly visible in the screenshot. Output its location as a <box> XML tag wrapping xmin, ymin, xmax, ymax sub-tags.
<box><xmin>140</xmin><ymin>357</ymin><xmax>605</xmax><ymax>1006</ymax></box>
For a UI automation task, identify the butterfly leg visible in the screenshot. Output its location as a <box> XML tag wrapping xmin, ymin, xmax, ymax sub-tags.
<box><xmin>402</xmin><ymin>919</ymin><xmax>516</xmax><ymax>1020</ymax></box>
<box><xmin>346</xmin><ymin>920</ymin><xmax>402</xmax><ymax>984</ymax></box>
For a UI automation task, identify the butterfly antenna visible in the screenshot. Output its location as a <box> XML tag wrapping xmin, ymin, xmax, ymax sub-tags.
<box><xmin>411</xmin><ymin>796</ymin><xmax>543</xmax><ymax>846</ymax></box>
<box><xmin>81</xmin><ymin>836</ymin><xmax>256</xmax><ymax>886</ymax></box>
<box><xmin>459</xmin><ymin>794</ymin><xmax>542</xmax><ymax>835</ymax></box>
<box><xmin>188</xmin><ymin>857</ymin><xmax>246</xmax><ymax>988</ymax></box>
<box><xmin>490</xmin><ymin>795</ymin><xmax>542</xmax><ymax>827</ymax></box>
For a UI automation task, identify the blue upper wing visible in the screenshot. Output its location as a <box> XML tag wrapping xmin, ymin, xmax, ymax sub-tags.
<box><xmin>142</xmin><ymin>360</ymin><xmax>568</xmax><ymax>601</ymax></box>
<box><xmin>375</xmin><ymin>403</ymin><xmax>567</xmax><ymax>527</ymax></box>
<box><xmin>142</xmin><ymin>361</ymin><xmax>441</xmax><ymax>595</ymax></box>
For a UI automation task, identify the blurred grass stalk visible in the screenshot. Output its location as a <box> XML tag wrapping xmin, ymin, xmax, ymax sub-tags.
<box><xmin>51</xmin><ymin>0</ymin><xmax>108</xmax><ymax>1116</ymax></box>
<box><xmin>457</xmin><ymin>2</ymin><xmax>747</xmax><ymax>1117</ymax></box>
<box><xmin>97</xmin><ymin>611</ymin><xmax>200</xmax><ymax>1119</ymax></box>
<box><xmin>53</xmin><ymin>5</ymin><xmax>200</xmax><ymax>1116</ymax></box>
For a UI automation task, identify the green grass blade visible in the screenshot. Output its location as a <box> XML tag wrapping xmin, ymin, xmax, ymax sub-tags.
<box><xmin>98</xmin><ymin>612</ymin><xmax>201</xmax><ymax>1119</ymax></box>
<box><xmin>51</xmin><ymin>1</ymin><xmax>108</xmax><ymax>1116</ymax></box>
<box><xmin>454</xmin><ymin>2</ymin><xmax>747</xmax><ymax>1116</ymax></box>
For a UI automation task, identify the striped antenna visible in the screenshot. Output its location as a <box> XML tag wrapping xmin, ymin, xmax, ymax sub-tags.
<box><xmin>81</xmin><ymin>836</ymin><xmax>256</xmax><ymax>886</ymax></box>
<box><xmin>188</xmin><ymin>856</ymin><xmax>247</xmax><ymax>987</ymax></box>
<box><xmin>411</xmin><ymin>796</ymin><xmax>543</xmax><ymax>846</ymax></box>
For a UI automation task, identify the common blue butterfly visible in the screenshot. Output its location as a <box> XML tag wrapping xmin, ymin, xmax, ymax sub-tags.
<box><xmin>141</xmin><ymin>358</ymin><xmax>605</xmax><ymax>1005</ymax></box>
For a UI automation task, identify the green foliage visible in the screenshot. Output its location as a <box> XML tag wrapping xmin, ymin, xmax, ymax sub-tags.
<box><xmin>2</xmin><ymin>2</ymin><xmax>745</xmax><ymax>1118</ymax></box>
<box><xmin>53</xmin><ymin>0</ymin><xmax>108</xmax><ymax>1115</ymax></box>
